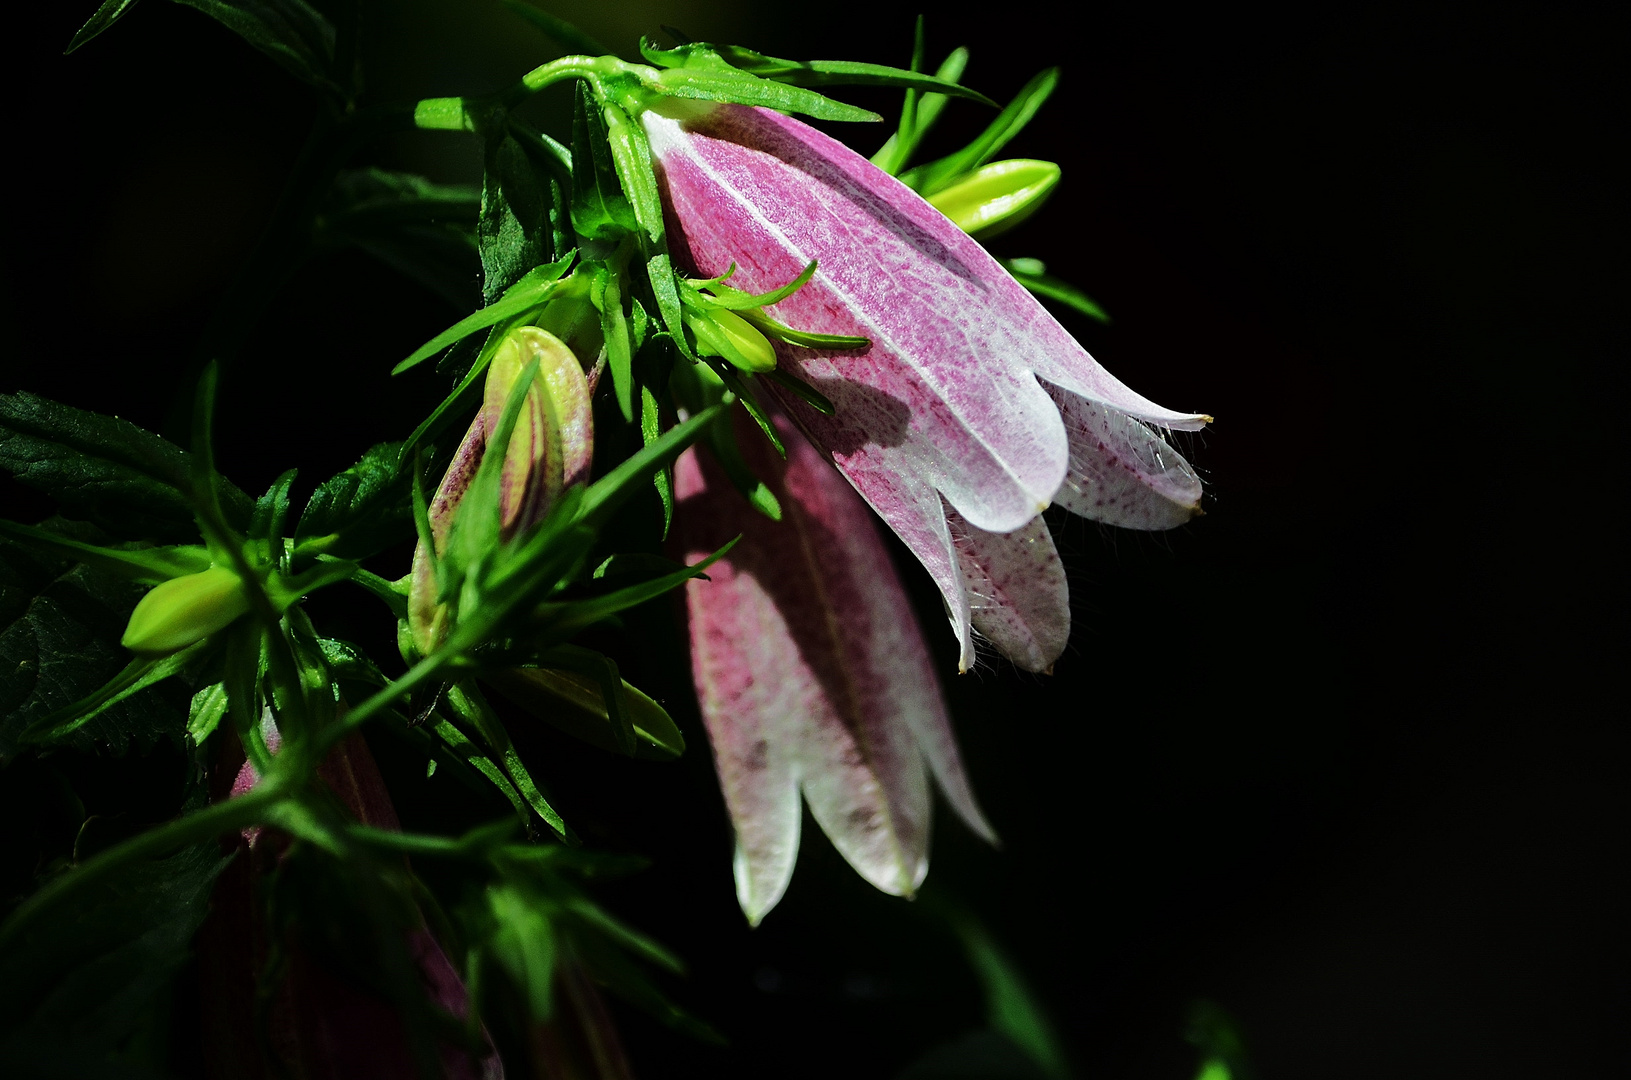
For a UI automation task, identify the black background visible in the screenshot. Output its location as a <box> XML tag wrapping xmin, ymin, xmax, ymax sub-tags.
<box><xmin>2</xmin><ymin>2</ymin><xmax>1625</xmax><ymax>1077</ymax></box>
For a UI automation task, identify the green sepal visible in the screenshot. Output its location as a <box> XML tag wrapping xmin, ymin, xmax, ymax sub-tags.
<box><xmin>640</xmin><ymin>38</ymin><xmax>992</xmax><ymax>105</ymax></box>
<box><xmin>394</xmin><ymin>253</ymin><xmax>575</xmax><ymax>375</ymax></box>
<box><xmin>1000</xmin><ymin>258</ymin><xmax>1110</xmax><ymax>323</ymax></box>
<box><xmin>652</xmin><ymin>66</ymin><xmax>881</xmax><ymax>124</ymax></box>
<box><xmin>900</xmin><ymin>67</ymin><xmax>1060</xmax><ymax>196</ymax></box>
<box><xmin>530</xmin><ymin>537</ymin><xmax>738</xmax><ymax>642</ymax></box>
<box><xmin>761</xmin><ymin>368</ymin><xmax>837</xmax><ymax>416</ymax></box>
<box><xmin>697</xmin><ymin>259</ymin><xmax>818</xmax><ymax>310</ymax></box>
<box><xmin>589</xmin><ymin>257</ymin><xmax>637</xmax><ymax>422</ymax></box>
<box><xmin>571</xmin><ymin>81</ymin><xmax>640</xmax><ymax>241</ymax></box>
<box><xmin>873</xmin><ymin>43</ymin><xmax>969</xmax><ymax>175</ymax></box>
<box><xmin>715</xmin><ymin>366</ymin><xmax>785</xmax><ymax>458</ymax></box>
<box><xmin>739</xmin><ymin>307</ymin><xmax>868</xmax><ymax>352</ymax></box>
<box><xmin>640</xmin><ymin>385</ymin><xmax>675</xmax><ymax>537</ymax></box>
<box><xmin>707</xmin><ymin>411</ymin><xmax>782</xmax><ymax>521</ymax></box>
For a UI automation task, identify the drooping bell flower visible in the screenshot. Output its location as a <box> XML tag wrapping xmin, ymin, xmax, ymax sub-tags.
<box><xmin>644</xmin><ymin>101</ymin><xmax>1208</xmax><ymax>673</ymax></box>
<box><xmin>674</xmin><ymin>407</ymin><xmax>995</xmax><ymax>924</ymax></box>
<box><xmin>409</xmin><ymin>325</ymin><xmax>594</xmax><ymax>655</ymax></box>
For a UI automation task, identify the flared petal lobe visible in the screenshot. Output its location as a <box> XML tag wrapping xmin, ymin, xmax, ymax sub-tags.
<box><xmin>676</xmin><ymin>411</ymin><xmax>993</xmax><ymax>924</ymax></box>
<box><xmin>646</xmin><ymin>102</ymin><xmax>1205</xmax><ymax>671</ymax></box>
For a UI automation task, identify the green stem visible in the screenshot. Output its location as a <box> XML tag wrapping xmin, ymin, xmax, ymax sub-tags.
<box><xmin>0</xmin><ymin>783</ymin><xmax>286</xmax><ymax>951</ymax></box>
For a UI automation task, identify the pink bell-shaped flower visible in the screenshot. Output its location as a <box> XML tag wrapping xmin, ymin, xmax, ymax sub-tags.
<box><xmin>675</xmin><ymin>409</ymin><xmax>995</xmax><ymax>924</ymax></box>
<box><xmin>646</xmin><ymin>101</ymin><xmax>1208</xmax><ymax>673</ymax></box>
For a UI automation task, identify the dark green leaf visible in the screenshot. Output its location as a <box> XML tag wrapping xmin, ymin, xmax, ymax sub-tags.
<box><xmin>531</xmin><ymin>538</ymin><xmax>737</xmax><ymax>640</ymax></box>
<box><xmin>21</xmin><ymin>639</ymin><xmax>209</xmax><ymax>749</ymax></box>
<box><xmin>0</xmin><ymin>543</ymin><xmax>190</xmax><ymax>759</ymax></box>
<box><xmin>498</xmin><ymin>0</ymin><xmax>609</xmax><ymax>55</ymax></box>
<box><xmin>0</xmin><ymin>392</ymin><xmax>250</xmax><ymax>541</ymax></box>
<box><xmin>170</xmin><ymin>0</ymin><xmax>339</xmax><ymax>94</ymax></box>
<box><xmin>640</xmin><ymin>385</ymin><xmax>674</xmax><ymax>536</ymax></box>
<box><xmin>706</xmin><ymin>412</ymin><xmax>782</xmax><ymax>520</ymax></box>
<box><xmin>250</xmin><ymin>468</ymin><xmax>297</xmax><ymax>546</ymax></box>
<box><xmin>900</xmin><ymin>68</ymin><xmax>1060</xmax><ymax>196</ymax></box>
<box><xmin>0</xmin><ymin>842</ymin><xmax>229</xmax><ymax>1064</ymax></box>
<box><xmin>294</xmin><ymin>441</ymin><xmax>413</xmax><ymax>560</ymax></box>
<box><xmin>64</xmin><ymin>0</ymin><xmax>142</xmax><ymax>54</ymax></box>
<box><xmin>571</xmin><ymin>82</ymin><xmax>640</xmax><ymax>241</ymax></box>
<box><xmin>0</xmin><ymin>519</ymin><xmax>211</xmax><ymax>583</ymax></box>
<box><xmin>711</xmin><ymin>44</ymin><xmax>992</xmax><ymax>105</ymax></box>
<box><xmin>319</xmin><ymin>168</ymin><xmax>481</xmax><ymax>312</ymax></box>
<box><xmin>479</xmin><ymin>127</ymin><xmax>553</xmax><ymax>305</ymax></box>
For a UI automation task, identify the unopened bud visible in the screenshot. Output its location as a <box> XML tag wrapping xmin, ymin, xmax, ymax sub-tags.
<box><xmin>685</xmin><ymin>307</ymin><xmax>778</xmax><ymax>373</ymax></box>
<box><xmin>926</xmin><ymin>158</ymin><xmax>1061</xmax><ymax>239</ymax></box>
<box><xmin>408</xmin><ymin>325</ymin><xmax>594</xmax><ymax>656</ymax></box>
<box><xmin>121</xmin><ymin>565</ymin><xmax>251</xmax><ymax>656</ymax></box>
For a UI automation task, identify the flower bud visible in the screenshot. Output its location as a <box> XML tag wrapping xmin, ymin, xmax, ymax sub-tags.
<box><xmin>408</xmin><ymin>325</ymin><xmax>593</xmax><ymax>656</ymax></box>
<box><xmin>925</xmin><ymin>158</ymin><xmax>1061</xmax><ymax>239</ymax></box>
<box><xmin>684</xmin><ymin>306</ymin><xmax>778</xmax><ymax>373</ymax></box>
<box><xmin>121</xmin><ymin>565</ymin><xmax>251</xmax><ymax>656</ymax></box>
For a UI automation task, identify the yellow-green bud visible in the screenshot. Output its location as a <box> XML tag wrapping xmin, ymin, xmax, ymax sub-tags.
<box><xmin>685</xmin><ymin>307</ymin><xmax>778</xmax><ymax>373</ymax></box>
<box><xmin>121</xmin><ymin>566</ymin><xmax>251</xmax><ymax>657</ymax></box>
<box><xmin>926</xmin><ymin>158</ymin><xmax>1062</xmax><ymax>239</ymax></box>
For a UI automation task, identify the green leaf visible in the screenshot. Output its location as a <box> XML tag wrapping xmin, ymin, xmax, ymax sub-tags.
<box><xmin>0</xmin><ymin>519</ymin><xmax>211</xmax><ymax>583</ymax></box>
<box><xmin>0</xmin><ymin>842</ymin><xmax>229</xmax><ymax>1064</ymax></box>
<box><xmin>0</xmin><ymin>543</ymin><xmax>190</xmax><ymax>759</ymax></box>
<box><xmin>900</xmin><ymin>67</ymin><xmax>1060</xmax><ymax>196</ymax></box>
<box><xmin>574</xmin><ymin>403</ymin><xmax>723</xmax><ymax>530</ymax></box>
<box><xmin>498</xmin><ymin>0</ymin><xmax>610</xmax><ymax>56</ymax></box>
<box><xmin>486</xmin><ymin>881</ymin><xmax>558</xmax><ymax>1019</ymax></box>
<box><xmin>571</xmin><ymin>81</ymin><xmax>640</xmax><ymax>241</ymax></box>
<box><xmin>590</xmin><ymin>260</ymin><xmax>637</xmax><ymax>422</ymax></box>
<box><xmin>293</xmin><ymin>441</ymin><xmax>413</xmax><ymax>560</ymax></box>
<box><xmin>64</xmin><ymin>0</ymin><xmax>142</xmax><ymax>54</ymax></box>
<box><xmin>187</xmin><ymin>681</ymin><xmax>228</xmax><ymax>743</ymax></box>
<box><xmin>170</xmin><ymin>0</ymin><xmax>340</xmax><ymax>94</ymax></box>
<box><xmin>0</xmin><ymin>392</ymin><xmax>251</xmax><ymax>541</ymax></box>
<box><xmin>21</xmin><ymin>639</ymin><xmax>209</xmax><ymax>748</ymax></box>
<box><xmin>393</xmin><ymin>254</ymin><xmax>573</xmax><ymax>375</ymax></box>
<box><xmin>250</xmin><ymin>468</ymin><xmax>297</xmax><ymax>546</ymax></box>
<box><xmin>1000</xmin><ymin>258</ymin><xmax>1110</xmax><ymax>323</ymax></box>
<box><xmin>479</xmin><ymin>126</ymin><xmax>553</xmax><ymax>305</ymax></box>
<box><xmin>640</xmin><ymin>385</ymin><xmax>674</xmax><ymax>536</ymax></box>
<box><xmin>948</xmin><ymin>910</ymin><xmax>1069</xmax><ymax>1079</ymax></box>
<box><xmin>484</xmin><ymin>651</ymin><xmax>682</xmax><ymax>759</ymax></box>
<box><xmin>711</xmin><ymin>44</ymin><xmax>992</xmax><ymax>105</ymax></box>
<box><xmin>319</xmin><ymin>168</ymin><xmax>481</xmax><ymax>312</ymax></box>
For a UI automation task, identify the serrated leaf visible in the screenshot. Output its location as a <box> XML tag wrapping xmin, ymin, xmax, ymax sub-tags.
<box><xmin>293</xmin><ymin>442</ymin><xmax>413</xmax><ymax>560</ymax></box>
<box><xmin>479</xmin><ymin>128</ymin><xmax>552</xmax><ymax>305</ymax></box>
<box><xmin>64</xmin><ymin>0</ymin><xmax>142</xmax><ymax>54</ymax></box>
<box><xmin>250</xmin><ymin>468</ymin><xmax>297</xmax><ymax>546</ymax></box>
<box><xmin>0</xmin><ymin>545</ymin><xmax>190</xmax><ymax>759</ymax></box>
<box><xmin>170</xmin><ymin>0</ymin><xmax>340</xmax><ymax>95</ymax></box>
<box><xmin>0</xmin><ymin>842</ymin><xmax>229</xmax><ymax>1062</ymax></box>
<box><xmin>900</xmin><ymin>67</ymin><xmax>1060</xmax><ymax>196</ymax></box>
<box><xmin>0</xmin><ymin>392</ymin><xmax>251</xmax><ymax>542</ymax></box>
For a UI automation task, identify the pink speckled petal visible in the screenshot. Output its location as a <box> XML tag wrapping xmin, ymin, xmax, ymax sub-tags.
<box><xmin>676</xmin><ymin>410</ymin><xmax>991</xmax><ymax>920</ymax></box>
<box><xmin>1047</xmin><ymin>384</ymin><xmax>1204</xmax><ymax>530</ymax></box>
<box><xmin>948</xmin><ymin>509</ymin><xmax>1071</xmax><ymax>674</ymax></box>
